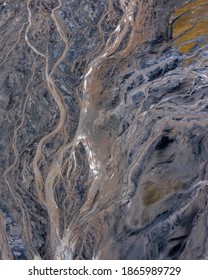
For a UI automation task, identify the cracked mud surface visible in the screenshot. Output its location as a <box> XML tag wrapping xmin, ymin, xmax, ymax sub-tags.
<box><xmin>0</xmin><ymin>0</ymin><xmax>208</xmax><ymax>259</ymax></box>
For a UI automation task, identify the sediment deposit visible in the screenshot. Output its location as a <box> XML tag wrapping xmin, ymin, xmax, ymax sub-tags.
<box><xmin>0</xmin><ymin>0</ymin><xmax>208</xmax><ymax>259</ymax></box>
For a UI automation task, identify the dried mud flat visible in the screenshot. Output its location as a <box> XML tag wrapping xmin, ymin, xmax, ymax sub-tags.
<box><xmin>0</xmin><ymin>0</ymin><xmax>208</xmax><ymax>260</ymax></box>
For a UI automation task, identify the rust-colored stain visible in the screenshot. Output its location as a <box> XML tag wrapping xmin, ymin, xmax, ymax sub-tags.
<box><xmin>172</xmin><ymin>0</ymin><xmax>208</xmax><ymax>53</ymax></box>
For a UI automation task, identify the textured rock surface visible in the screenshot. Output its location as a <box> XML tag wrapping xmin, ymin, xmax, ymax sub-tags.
<box><xmin>0</xmin><ymin>0</ymin><xmax>208</xmax><ymax>259</ymax></box>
